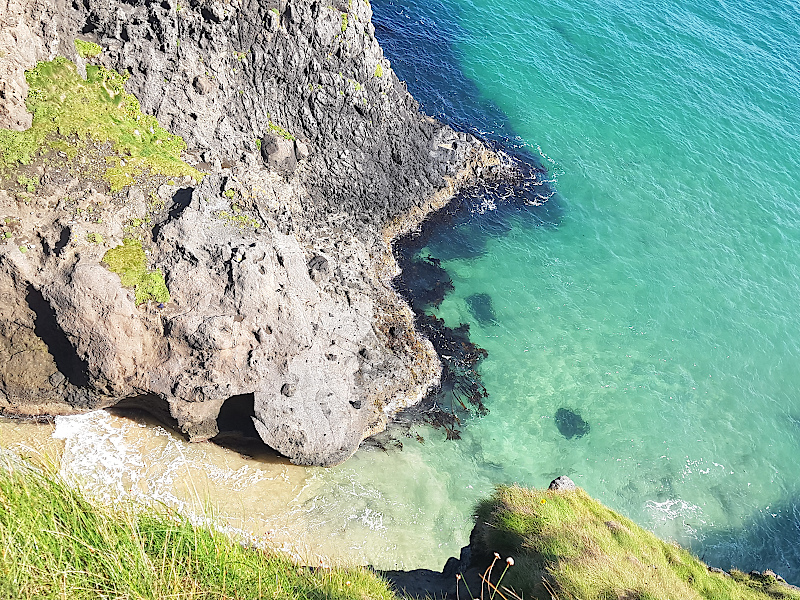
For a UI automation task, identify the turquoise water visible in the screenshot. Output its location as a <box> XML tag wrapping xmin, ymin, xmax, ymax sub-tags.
<box><xmin>321</xmin><ymin>0</ymin><xmax>800</xmax><ymax>577</ymax></box>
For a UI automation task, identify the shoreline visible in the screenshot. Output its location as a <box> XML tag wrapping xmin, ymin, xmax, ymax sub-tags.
<box><xmin>0</xmin><ymin>0</ymin><xmax>515</xmax><ymax>466</ymax></box>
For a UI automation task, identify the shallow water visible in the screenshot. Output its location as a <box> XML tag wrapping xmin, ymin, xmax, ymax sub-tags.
<box><xmin>3</xmin><ymin>0</ymin><xmax>800</xmax><ymax>580</ymax></box>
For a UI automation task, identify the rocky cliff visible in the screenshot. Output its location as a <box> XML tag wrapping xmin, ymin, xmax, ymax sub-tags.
<box><xmin>0</xmin><ymin>0</ymin><xmax>503</xmax><ymax>465</ymax></box>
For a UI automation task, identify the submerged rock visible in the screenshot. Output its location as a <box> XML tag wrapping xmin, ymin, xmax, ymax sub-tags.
<box><xmin>554</xmin><ymin>407</ymin><xmax>590</xmax><ymax>439</ymax></box>
<box><xmin>465</xmin><ymin>292</ymin><xmax>498</xmax><ymax>326</ymax></box>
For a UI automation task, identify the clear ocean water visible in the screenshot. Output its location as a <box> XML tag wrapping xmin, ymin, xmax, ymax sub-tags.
<box><xmin>365</xmin><ymin>0</ymin><xmax>800</xmax><ymax>579</ymax></box>
<box><xmin>3</xmin><ymin>0</ymin><xmax>799</xmax><ymax>582</ymax></box>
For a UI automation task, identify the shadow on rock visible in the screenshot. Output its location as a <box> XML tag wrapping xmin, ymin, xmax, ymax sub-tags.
<box><xmin>26</xmin><ymin>286</ymin><xmax>90</xmax><ymax>388</ymax></box>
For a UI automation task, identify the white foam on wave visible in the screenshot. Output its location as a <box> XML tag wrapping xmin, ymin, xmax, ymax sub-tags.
<box><xmin>53</xmin><ymin>411</ymin><xmax>146</xmax><ymax>502</ymax></box>
<box><xmin>646</xmin><ymin>497</ymin><xmax>707</xmax><ymax>541</ymax></box>
<box><xmin>50</xmin><ymin>411</ymin><xmax>288</xmax><ymax>534</ymax></box>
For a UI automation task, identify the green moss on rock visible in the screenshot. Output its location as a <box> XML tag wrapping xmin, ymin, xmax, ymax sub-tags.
<box><xmin>267</xmin><ymin>120</ymin><xmax>295</xmax><ymax>141</ymax></box>
<box><xmin>16</xmin><ymin>174</ymin><xmax>38</xmax><ymax>193</ymax></box>
<box><xmin>102</xmin><ymin>238</ymin><xmax>170</xmax><ymax>305</ymax></box>
<box><xmin>0</xmin><ymin>57</ymin><xmax>202</xmax><ymax>191</ymax></box>
<box><xmin>74</xmin><ymin>39</ymin><xmax>102</xmax><ymax>59</ymax></box>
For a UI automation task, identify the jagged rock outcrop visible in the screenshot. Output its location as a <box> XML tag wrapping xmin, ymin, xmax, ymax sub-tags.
<box><xmin>0</xmin><ymin>0</ymin><xmax>503</xmax><ymax>465</ymax></box>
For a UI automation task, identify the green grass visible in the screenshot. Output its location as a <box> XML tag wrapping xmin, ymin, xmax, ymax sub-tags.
<box><xmin>16</xmin><ymin>174</ymin><xmax>38</xmax><ymax>193</ymax></box>
<box><xmin>0</xmin><ymin>454</ymin><xmax>398</xmax><ymax>600</ymax></box>
<box><xmin>0</xmin><ymin>57</ymin><xmax>202</xmax><ymax>191</ymax></box>
<box><xmin>102</xmin><ymin>238</ymin><xmax>170</xmax><ymax>305</ymax></box>
<box><xmin>74</xmin><ymin>39</ymin><xmax>102</xmax><ymax>59</ymax></box>
<box><xmin>473</xmin><ymin>485</ymin><xmax>800</xmax><ymax>600</ymax></box>
<box><xmin>267</xmin><ymin>120</ymin><xmax>295</xmax><ymax>141</ymax></box>
<box><xmin>217</xmin><ymin>209</ymin><xmax>260</xmax><ymax>230</ymax></box>
<box><xmin>374</xmin><ymin>63</ymin><xmax>383</xmax><ymax>78</ymax></box>
<box><xmin>341</xmin><ymin>13</ymin><xmax>348</xmax><ymax>33</ymax></box>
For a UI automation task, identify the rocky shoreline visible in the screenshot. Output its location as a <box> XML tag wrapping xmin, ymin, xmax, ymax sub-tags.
<box><xmin>0</xmin><ymin>0</ymin><xmax>512</xmax><ymax>465</ymax></box>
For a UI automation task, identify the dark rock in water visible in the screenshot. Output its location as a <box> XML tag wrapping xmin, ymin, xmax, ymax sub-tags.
<box><xmin>466</xmin><ymin>292</ymin><xmax>497</xmax><ymax>326</ymax></box>
<box><xmin>554</xmin><ymin>408</ymin><xmax>590</xmax><ymax>439</ymax></box>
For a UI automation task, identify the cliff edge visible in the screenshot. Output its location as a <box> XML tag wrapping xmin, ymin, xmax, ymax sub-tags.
<box><xmin>0</xmin><ymin>0</ymin><xmax>501</xmax><ymax>465</ymax></box>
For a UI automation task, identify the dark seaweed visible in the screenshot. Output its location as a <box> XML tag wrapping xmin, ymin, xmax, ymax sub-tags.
<box><xmin>392</xmin><ymin>254</ymin><xmax>453</xmax><ymax>313</ymax></box>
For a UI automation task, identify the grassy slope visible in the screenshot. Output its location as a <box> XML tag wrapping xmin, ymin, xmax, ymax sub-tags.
<box><xmin>473</xmin><ymin>485</ymin><xmax>800</xmax><ymax>600</ymax></box>
<box><xmin>0</xmin><ymin>456</ymin><xmax>396</xmax><ymax>600</ymax></box>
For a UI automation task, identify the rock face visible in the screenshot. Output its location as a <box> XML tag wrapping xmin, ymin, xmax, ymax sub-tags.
<box><xmin>548</xmin><ymin>476</ymin><xmax>577</xmax><ymax>491</ymax></box>
<box><xmin>0</xmin><ymin>0</ymin><xmax>503</xmax><ymax>465</ymax></box>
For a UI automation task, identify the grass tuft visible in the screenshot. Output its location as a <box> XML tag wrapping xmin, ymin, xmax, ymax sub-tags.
<box><xmin>0</xmin><ymin>453</ymin><xmax>397</xmax><ymax>600</ymax></box>
<box><xmin>473</xmin><ymin>485</ymin><xmax>800</xmax><ymax>600</ymax></box>
<box><xmin>74</xmin><ymin>39</ymin><xmax>103</xmax><ymax>59</ymax></box>
<box><xmin>16</xmin><ymin>174</ymin><xmax>38</xmax><ymax>193</ymax></box>
<box><xmin>267</xmin><ymin>120</ymin><xmax>296</xmax><ymax>141</ymax></box>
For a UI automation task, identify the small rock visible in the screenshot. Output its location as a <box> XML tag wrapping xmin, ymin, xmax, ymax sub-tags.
<box><xmin>548</xmin><ymin>476</ymin><xmax>576</xmax><ymax>491</ymax></box>
<box><xmin>157</xmin><ymin>183</ymin><xmax>178</xmax><ymax>201</ymax></box>
<box><xmin>604</xmin><ymin>520</ymin><xmax>626</xmax><ymax>533</ymax></box>
<box><xmin>193</xmin><ymin>75</ymin><xmax>215</xmax><ymax>95</ymax></box>
<box><xmin>260</xmin><ymin>133</ymin><xmax>297</xmax><ymax>175</ymax></box>
<box><xmin>294</xmin><ymin>139</ymin><xmax>310</xmax><ymax>160</ymax></box>
<box><xmin>49</xmin><ymin>372</ymin><xmax>66</xmax><ymax>387</ymax></box>
<box><xmin>308</xmin><ymin>254</ymin><xmax>329</xmax><ymax>282</ymax></box>
<box><xmin>708</xmin><ymin>567</ymin><xmax>726</xmax><ymax>574</ymax></box>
